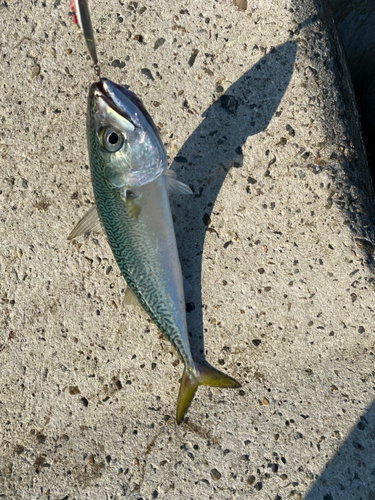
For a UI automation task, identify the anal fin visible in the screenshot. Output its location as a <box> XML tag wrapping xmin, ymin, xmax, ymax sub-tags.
<box><xmin>68</xmin><ymin>205</ymin><xmax>101</xmax><ymax>240</ymax></box>
<box><xmin>124</xmin><ymin>287</ymin><xmax>142</xmax><ymax>308</ymax></box>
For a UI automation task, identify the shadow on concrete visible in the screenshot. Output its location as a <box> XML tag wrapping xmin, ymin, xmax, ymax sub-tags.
<box><xmin>268</xmin><ymin>6</ymin><xmax>375</xmax><ymax>500</ymax></box>
<box><xmin>169</xmin><ymin>40</ymin><xmax>297</xmax><ymax>362</ymax></box>
<box><xmin>303</xmin><ymin>399</ymin><xmax>375</xmax><ymax>500</ymax></box>
<box><xmin>171</xmin><ymin>33</ymin><xmax>375</xmax><ymax>500</ymax></box>
<box><xmin>325</xmin><ymin>0</ymin><xmax>375</xmax><ymax>191</ymax></box>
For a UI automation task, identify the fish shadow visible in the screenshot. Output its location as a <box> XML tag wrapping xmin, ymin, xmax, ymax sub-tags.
<box><xmin>169</xmin><ymin>41</ymin><xmax>297</xmax><ymax>365</ymax></box>
<box><xmin>303</xmin><ymin>398</ymin><xmax>375</xmax><ymax>499</ymax></box>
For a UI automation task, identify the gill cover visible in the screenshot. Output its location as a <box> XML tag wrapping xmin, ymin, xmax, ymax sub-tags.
<box><xmin>88</xmin><ymin>79</ymin><xmax>168</xmax><ymax>188</ymax></box>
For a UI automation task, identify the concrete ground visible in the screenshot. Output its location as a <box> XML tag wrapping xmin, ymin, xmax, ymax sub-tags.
<box><xmin>327</xmin><ymin>0</ymin><xmax>375</xmax><ymax>193</ymax></box>
<box><xmin>1</xmin><ymin>0</ymin><xmax>375</xmax><ymax>499</ymax></box>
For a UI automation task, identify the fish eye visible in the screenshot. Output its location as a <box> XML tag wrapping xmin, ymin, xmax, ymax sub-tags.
<box><xmin>103</xmin><ymin>128</ymin><xmax>124</xmax><ymax>152</ymax></box>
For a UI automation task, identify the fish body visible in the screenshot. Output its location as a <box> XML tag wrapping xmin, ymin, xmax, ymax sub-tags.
<box><xmin>71</xmin><ymin>78</ymin><xmax>240</xmax><ymax>423</ymax></box>
<box><xmin>88</xmin><ymin>79</ymin><xmax>194</xmax><ymax>367</ymax></box>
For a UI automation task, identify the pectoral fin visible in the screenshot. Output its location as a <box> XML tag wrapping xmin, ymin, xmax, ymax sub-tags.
<box><xmin>68</xmin><ymin>205</ymin><xmax>101</xmax><ymax>240</ymax></box>
<box><xmin>165</xmin><ymin>170</ymin><xmax>193</xmax><ymax>195</ymax></box>
<box><xmin>126</xmin><ymin>197</ymin><xmax>141</xmax><ymax>219</ymax></box>
<box><xmin>120</xmin><ymin>189</ymin><xmax>141</xmax><ymax>219</ymax></box>
<box><xmin>124</xmin><ymin>287</ymin><xmax>142</xmax><ymax>308</ymax></box>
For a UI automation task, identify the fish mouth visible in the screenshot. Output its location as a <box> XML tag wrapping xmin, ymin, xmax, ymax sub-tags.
<box><xmin>91</xmin><ymin>79</ymin><xmax>164</xmax><ymax>141</ymax></box>
<box><xmin>91</xmin><ymin>79</ymin><xmax>136</xmax><ymax>127</ymax></box>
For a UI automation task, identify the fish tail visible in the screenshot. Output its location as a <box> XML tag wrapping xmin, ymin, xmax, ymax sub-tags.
<box><xmin>176</xmin><ymin>363</ymin><xmax>241</xmax><ymax>424</ymax></box>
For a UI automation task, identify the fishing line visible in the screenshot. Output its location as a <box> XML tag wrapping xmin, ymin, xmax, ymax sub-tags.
<box><xmin>69</xmin><ymin>0</ymin><xmax>101</xmax><ymax>79</ymax></box>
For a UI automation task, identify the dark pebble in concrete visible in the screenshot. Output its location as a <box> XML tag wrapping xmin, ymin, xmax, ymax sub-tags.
<box><xmin>220</xmin><ymin>95</ymin><xmax>239</xmax><ymax>113</ymax></box>
<box><xmin>210</xmin><ymin>468</ymin><xmax>222</xmax><ymax>480</ymax></box>
<box><xmin>186</xmin><ymin>302</ymin><xmax>195</xmax><ymax>312</ymax></box>
<box><xmin>141</xmin><ymin>68</ymin><xmax>154</xmax><ymax>80</ymax></box>
<box><xmin>154</xmin><ymin>38</ymin><xmax>166</xmax><ymax>50</ymax></box>
<box><xmin>233</xmin><ymin>0</ymin><xmax>247</xmax><ymax>11</ymax></box>
<box><xmin>111</xmin><ymin>59</ymin><xmax>125</xmax><ymax>68</ymax></box>
<box><xmin>174</xmin><ymin>156</ymin><xmax>188</xmax><ymax>163</ymax></box>
<box><xmin>202</xmin><ymin>213</ymin><xmax>211</xmax><ymax>226</ymax></box>
<box><xmin>188</xmin><ymin>49</ymin><xmax>199</xmax><ymax>67</ymax></box>
<box><xmin>352</xmin><ymin>441</ymin><xmax>364</xmax><ymax>450</ymax></box>
<box><xmin>286</xmin><ymin>123</ymin><xmax>295</xmax><ymax>136</ymax></box>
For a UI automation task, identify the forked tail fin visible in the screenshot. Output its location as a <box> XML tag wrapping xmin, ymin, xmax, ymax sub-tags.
<box><xmin>176</xmin><ymin>363</ymin><xmax>241</xmax><ymax>424</ymax></box>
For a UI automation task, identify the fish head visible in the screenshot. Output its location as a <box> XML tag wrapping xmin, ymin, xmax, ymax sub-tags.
<box><xmin>88</xmin><ymin>78</ymin><xmax>167</xmax><ymax>189</ymax></box>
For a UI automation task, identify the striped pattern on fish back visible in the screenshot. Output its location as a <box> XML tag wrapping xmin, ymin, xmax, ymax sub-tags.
<box><xmin>87</xmin><ymin>119</ymin><xmax>193</xmax><ymax>366</ymax></box>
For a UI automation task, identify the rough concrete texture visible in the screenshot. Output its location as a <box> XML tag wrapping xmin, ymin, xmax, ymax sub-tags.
<box><xmin>327</xmin><ymin>0</ymin><xmax>375</xmax><ymax>179</ymax></box>
<box><xmin>1</xmin><ymin>0</ymin><xmax>375</xmax><ymax>499</ymax></box>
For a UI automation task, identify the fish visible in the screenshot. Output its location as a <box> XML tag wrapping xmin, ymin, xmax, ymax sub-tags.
<box><xmin>68</xmin><ymin>79</ymin><xmax>241</xmax><ymax>422</ymax></box>
<box><xmin>68</xmin><ymin>2</ymin><xmax>240</xmax><ymax>424</ymax></box>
